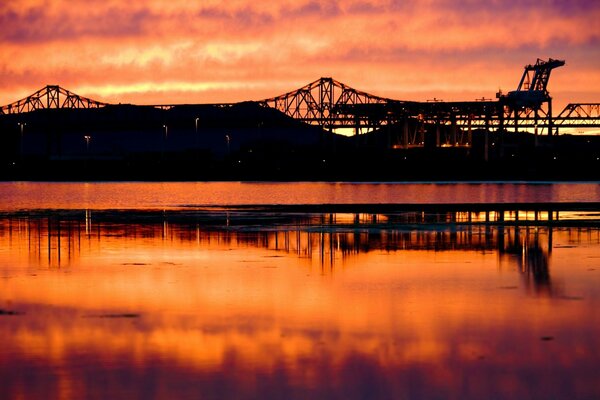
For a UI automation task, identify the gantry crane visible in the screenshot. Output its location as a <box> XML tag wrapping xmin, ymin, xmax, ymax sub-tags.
<box><xmin>500</xmin><ymin>58</ymin><xmax>565</xmax><ymax>134</ymax></box>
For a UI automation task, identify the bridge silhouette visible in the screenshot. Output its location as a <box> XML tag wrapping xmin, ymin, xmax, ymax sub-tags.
<box><xmin>0</xmin><ymin>84</ymin><xmax>107</xmax><ymax>114</ymax></box>
<box><xmin>2</xmin><ymin>58</ymin><xmax>599</xmax><ymax>148</ymax></box>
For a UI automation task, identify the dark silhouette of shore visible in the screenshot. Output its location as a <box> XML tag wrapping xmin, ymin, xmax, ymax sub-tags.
<box><xmin>1</xmin><ymin>102</ymin><xmax>599</xmax><ymax>181</ymax></box>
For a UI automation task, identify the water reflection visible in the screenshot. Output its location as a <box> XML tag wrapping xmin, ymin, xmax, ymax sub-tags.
<box><xmin>1</xmin><ymin>208</ymin><xmax>600</xmax><ymax>399</ymax></box>
<box><xmin>2</xmin><ymin>209</ymin><xmax>598</xmax><ymax>289</ymax></box>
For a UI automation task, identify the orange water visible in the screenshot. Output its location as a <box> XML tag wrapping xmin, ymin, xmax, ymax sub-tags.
<box><xmin>1</xmin><ymin>181</ymin><xmax>600</xmax><ymax>209</ymax></box>
<box><xmin>1</xmin><ymin>206</ymin><xmax>599</xmax><ymax>399</ymax></box>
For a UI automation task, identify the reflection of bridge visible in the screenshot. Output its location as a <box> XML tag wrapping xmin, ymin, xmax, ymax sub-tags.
<box><xmin>2</xmin><ymin>209</ymin><xmax>599</xmax><ymax>294</ymax></box>
<box><xmin>2</xmin><ymin>59</ymin><xmax>599</xmax><ymax>148</ymax></box>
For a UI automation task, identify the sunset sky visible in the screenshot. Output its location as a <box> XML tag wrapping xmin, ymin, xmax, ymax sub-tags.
<box><xmin>1</xmin><ymin>0</ymin><xmax>599</xmax><ymax>111</ymax></box>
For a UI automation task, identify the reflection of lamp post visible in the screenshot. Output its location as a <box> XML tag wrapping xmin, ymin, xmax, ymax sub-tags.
<box><xmin>225</xmin><ymin>134</ymin><xmax>231</xmax><ymax>156</ymax></box>
<box><xmin>163</xmin><ymin>124</ymin><xmax>168</xmax><ymax>139</ymax></box>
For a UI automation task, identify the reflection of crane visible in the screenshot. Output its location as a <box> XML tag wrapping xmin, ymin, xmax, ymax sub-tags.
<box><xmin>499</xmin><ymin>226</ymin><xmax>553</xmax><ymax>296</ymax></box>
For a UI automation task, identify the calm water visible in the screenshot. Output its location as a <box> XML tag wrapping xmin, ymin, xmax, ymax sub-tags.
<box><xmin>1</xmin><ymin>181</ymin><xmax>600</xmax><ymax>209</ymax></box>
<box><xmin>1</xmin><ymin>182</ymin><xmax>600</xmax><ymax>399</ymax></box>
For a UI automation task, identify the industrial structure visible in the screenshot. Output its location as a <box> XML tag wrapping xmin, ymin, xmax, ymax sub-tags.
<box><xmin>262</xmin><ymin>58</ymin><xmax>599</xmax><ymax>144</ymax></box>
<box><xmin>1</xmin><ymin>58</ymin><xmax>599</xmax><ymax>179</ymax></box>
<box><xmin>3</xmin><ymin>59</ymin><xmax>600</xmax><ymax>137</ymax></box>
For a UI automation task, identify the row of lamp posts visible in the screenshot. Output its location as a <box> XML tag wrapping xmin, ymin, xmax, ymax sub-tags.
<box><xmin>15</xmin><ymin>117</ymin><xmax>234</xmax><ymax>164</ymax></box>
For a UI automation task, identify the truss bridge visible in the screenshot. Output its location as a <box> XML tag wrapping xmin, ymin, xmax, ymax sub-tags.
<box><xmin>2</xmin><ymin>58</ymin><xmax>599</xmax><ymax>149</ymax></box>
<box><xmin>0</xmin><ymin>85</ymin><xmax>106</xmax><ymax>115</ymax></box>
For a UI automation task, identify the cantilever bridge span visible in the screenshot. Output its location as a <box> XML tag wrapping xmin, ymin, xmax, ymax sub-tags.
<box><xmin>2</xmin><ymin>59</ymin><xmax>599</xmax><ymax>147</ymax></box>
<box><xmin>0</xmin><ymin>85</ymin><xmax>106</xmax><ymax>115</ymax></box>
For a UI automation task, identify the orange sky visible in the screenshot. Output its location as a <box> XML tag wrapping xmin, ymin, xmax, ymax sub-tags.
<box><xmin>1</xmin><ymin>0</ymin><xmax>599</xmax><ymax>111</ymax></box>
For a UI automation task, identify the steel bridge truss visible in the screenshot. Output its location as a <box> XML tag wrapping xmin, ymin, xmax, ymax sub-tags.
<box><xmin>258</xmin><ymin>59</ymin><xmax>600</xmax><ymax>147</ymax></box>
<box><xmin>261</xmin><ymin>77</ymin><xmax>391</xmax><ymax>128</ymax></box>
<box><xmin>330</xmin><ymin>99</ymin><xmax>599</xmax><ymax>147</ymax></box>
<box><xmin>555</xmin><ymin>103</ymin><xmax>600</xmax><ymax>127</ymax></box>
<box><xmin>0</xmin><ymin>85</ymin><xmax>106</xmax><ymax>115</ymax></box>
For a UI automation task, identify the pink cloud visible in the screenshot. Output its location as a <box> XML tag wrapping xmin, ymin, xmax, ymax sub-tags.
<box><xmin>0</xmin><ymin>0</ymin><xmax>598</xmax><ymax>111</ymax></box>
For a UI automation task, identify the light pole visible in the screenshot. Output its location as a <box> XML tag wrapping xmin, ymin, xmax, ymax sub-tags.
<box><xmin>18</xmin><ymin>122</ymin><xmax>26</xmax><ymax>161</ymax></box>
<box><xmin>195</xmin><ymin>117</ymin><xmax>200</xmax><ymax>166</ymax></box>
<box><xmin>83</xmin><ymin>135</ymin><xmax>91</xmax><ymax>174</ymax></box>
<box><xmin>161</xmin><ymin>125</ymin><xmax>168</xmax><ymax>163</ymax></box>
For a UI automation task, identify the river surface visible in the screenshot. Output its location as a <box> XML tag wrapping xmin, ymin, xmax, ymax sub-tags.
<box><xmin>1</xmin><ymin>182</ymin><xmax>600</xmax><ymax>399</ymax></box>
<box><xmin>1</xmin><ymin>181</ymin><xmax>600</xmax><ymax>209</ymax></box>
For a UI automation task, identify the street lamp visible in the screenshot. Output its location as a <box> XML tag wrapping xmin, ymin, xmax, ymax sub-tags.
<box><xmin>161</xmin><ymin>125</ymin><xmax>168</xmax><ymax>163</ymax></box>
<box><xmin>83</xmin><ymin>135</ymin><xmax>91</xmax><ymax>173</ymax></box>
<box><xmin>18</xmin><ymin>122</ymin><xmax>26</xmax><ymax>160</ymax></box>
<box><xmin>194</xmin><ymin>118</ymin><xmax>200</xmax><ymax>164</ymax></box>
